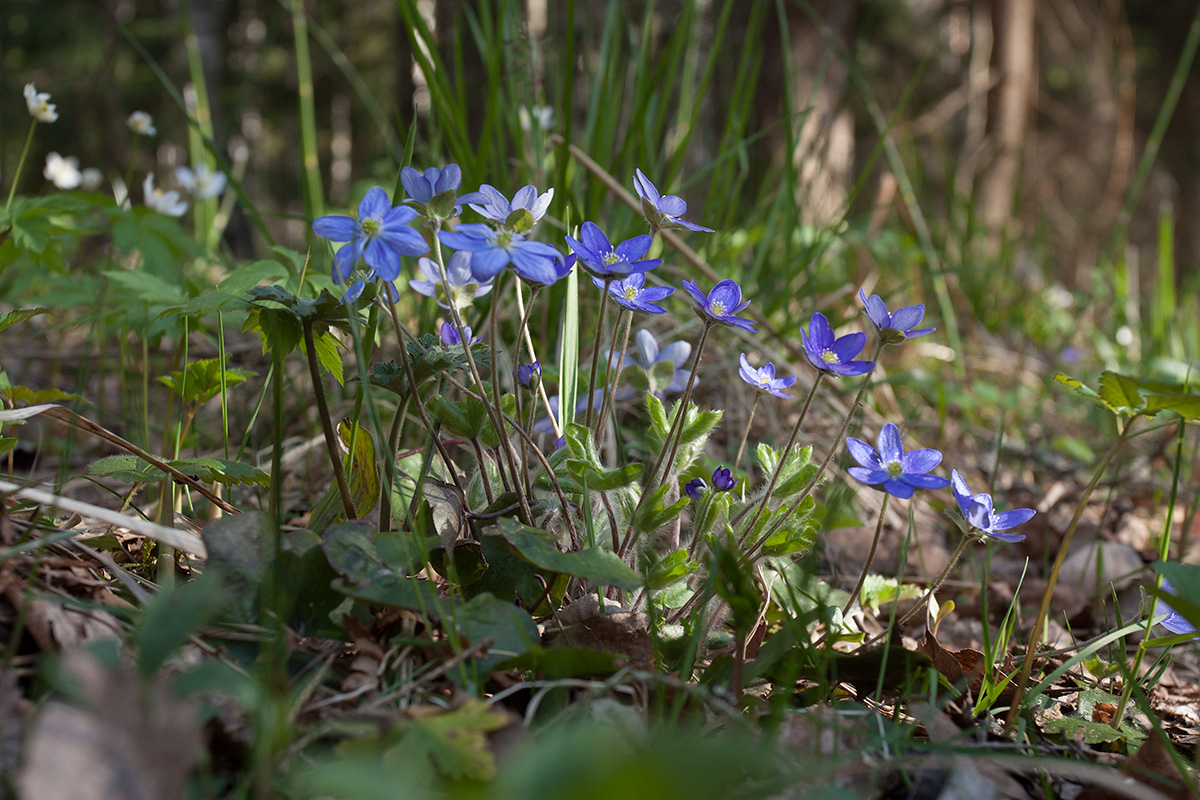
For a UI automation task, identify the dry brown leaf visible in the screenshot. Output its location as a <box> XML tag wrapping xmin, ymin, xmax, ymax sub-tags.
<box><xmin>1</xmin><ymin>582</ymin><xmax>122</xmax><ymax>652</ymax></box>
<box><xmin>18</xmin><ymin>650</ymin><xmax>200</xmax><ymax>800</ymax></box>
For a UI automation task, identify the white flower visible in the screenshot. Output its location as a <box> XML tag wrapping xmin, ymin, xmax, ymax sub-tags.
<box><xmin>80</xmin><ymin>168</ymin><xmax>104</xmax><ymax>191</ymax></box>
<box><xmin>43</xmin><ymin>152</ymin><xmax>82</xmax><ymax>190</ymax></box>
<box><xmin>518</xmin><ymin>105</ymin><xmax>555</xmax><ymax>132</ymax></box>
<box><xmin>142</xmin><ymin>172</ymin><xmax>188</xmax><ymax>216</ymax></box>
<box><xmin>126</xmin><ymin>111</ymin><xmax>156</xmax><ymax>137</ymax></box>
<box><xmin>175</xmin><ymin>163</ymin><xmax>227</xmax><ymax>199</ymax></box>
<box><xmin>23</xmin><ymin>83</ymin><xmax>58</xmax><ymax>123</ymax></box>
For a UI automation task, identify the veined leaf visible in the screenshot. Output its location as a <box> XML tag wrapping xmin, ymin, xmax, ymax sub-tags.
<box><xmin>491</xmin><ymin>517</ymin><xmax>641</xmax><ymax>592</ymax></box>
<box><xmin>1098</xmin><ymin>371</ymin><xmax>1143</xmax><ymax>416</ymax></box>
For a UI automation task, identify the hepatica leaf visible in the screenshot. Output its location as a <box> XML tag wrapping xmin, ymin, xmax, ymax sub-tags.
<box><xmin>491</xmin><ymin>518</ymin><xmax>641</xmax><ymax>592</ymax></box>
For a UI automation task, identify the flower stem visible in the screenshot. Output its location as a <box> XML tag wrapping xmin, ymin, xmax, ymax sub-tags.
<box><xmin>303</xmin><ymin>321</ymin><xmax>356</xmax><ymax>519</ymax></box>
<box><xmin>651</xmin><ymin>321</ymin><xmax>713</xmax><ymax>488</ymax></box>
<box><xmin>596</xmin><ymin>308</ymin><xmax>632</xmax><ymax>444</ymax></box>
<box><xmin>5</xmin><ymin>121</ymin><xmax>37</xmax><ymax>214</ymax></box>
<box><xmin>887</xmin><ymin>534</ymin><xmax>972</xmax><ymax>637</ymax></box>
<box><xmin>1112</xmin><ymin>417</ymin><xmax>1187</xmax><ymax>726</ymax></box>
<box><xmin>585</xmin><ymin>279</ymin><xmax>613</xmax><ymax>434</ymax></box>
<box><xmin>739</xmin><ymin>372</ymin><xmax>824</xmax><ymax>537</ymax></box>
<box><xmin>733</xmin><ymin>393</ymin><xmax>761</xmax><ymax>481</ymax></box>
<box><xmin>1004</xmin><ymin>418</ymin><xmax>1134</xmax><ymax>732</ymax></box>
<box><xmin>842</xmin><ymin>493</ymin><xmax>890</xmax><ymax>617</ymax></box>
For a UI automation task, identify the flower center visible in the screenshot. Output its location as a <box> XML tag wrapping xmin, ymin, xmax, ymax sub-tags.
<box><xmin>623</xmin><ymin>285</ymin><xmax>639</xmax><ymax>301</ymax></box>
<box><xmin>602</xmin><ymin>250</ymin><xmax>620</xmax><ymax>266</ymax></box>
<box><xmin>820</xmin><ymin>348</ymin><xmax>839</xmax><ymax>364</ymax></box>
<box><xmin>709</xmin><ymin>300</ymin><xmax>727</xmax><ymax>316</ymax></box>
<box><xmin>886</xmin><ymin>461</ymin><xmax>904</xmax><ymax>478</ymax></box>
<box><xmin>493</xmin><ymin>229</ymin><xmax>514</xmax><ymax>250</ymax></box>
<box><xmin>361</xmin><ymin>216</ymin><xmax>382</xmax><ymax>237</ymax></box>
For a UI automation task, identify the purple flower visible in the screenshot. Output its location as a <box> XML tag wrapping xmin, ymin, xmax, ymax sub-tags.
<box><xmin>685</xmin><ymin>476</ymin><xmax>707</xmax><ymax>499</ymax></box>
<box><xmin>859</xmin><ymin>290</ymin><xmax>935</xmax><ymax>344</ymax></box>
<box><xmin>738</xmin><ymin>354</ymin><xmax>796</xmax><ymax>398</ymax></box>
<box><xmin>592</xmin><ymin>272</ymin><xmax>673</xmax><ymax>315</ymax></box>
<box><xmin>438</xmin><ymin>223</ymin><xmax>561</xmax><ymax>283</ymax></box>
<box><xmin>565</xmin><ymin>222</ymin><xmax>662</xmax><ymax>280</ymax></box>
<box><xmin>800</xmin><ymin>312</ymin><xmax>874</xmax><ymax>377</ymax></box>
<box><xmin>313</xmin><ymin>187</ymin><xmax>429</xmax><ymax>284</ymax></box>
<box><xmin>1156</xmin><ymin>577</ymin><xmax>1198</xmax><ymax>638</ymax></box>
<box><xmin>401</xmin><ymin>164</ymin><xmax>483</xmax><ymax>219</ymax></box>
<box><xmin>469</xmin><ymin>184</ymin><xmax>554</xmax><ymax>228</ymax></box>
<box><xmin>633</xmin><ymin>168</ymin><xmax>714</xmax><ymax>233</ymax></box>
<box><xmin>846</xmin><ymin>423</ymin><xmax>950</xmax><ymax>500</ymax></box>
<box><xmin>517</xmin><ymin>361</ymin><xmax>542</xmax><ymax>388</ymax></box>
<box><xmin>409</xmin><ymin>252</ymin><xmax>493</xmax><ymax>309</ymax></box>
<box><xmin>439</xmin><ymin>322</ymin><xmax>483</xmax><ymax>346</ymax></box>
<box><xmin>681</xmin><ymin>279</ymin><xmax>756</xmax><ymax>333</ymax></box>
<box><xmin>950</xmin><ymin>470</ymin><xmax>1035</xmax><ymax>542</ymax></box>
<box><xmin>711</xmin><ymin>466</ymin><xmax>735</xmax><ymax>492</ymax></box>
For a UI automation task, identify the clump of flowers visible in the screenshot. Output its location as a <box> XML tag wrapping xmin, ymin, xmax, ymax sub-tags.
<box><xmin>738</xmin><ymin>354</ymin><xmax>795</xmax><ymax>398</ymax></box>
<box><xmin>682</xmin><ymin>279</ymin><xmax>756</xmax><ymax>332</ymax></box>
<box><xmin>800</xmin><ymin>312</ymin><xmax>874</xmax><ymax>377</ymax></box>
<box><xmin>634</xmin><ymin>168</ymin><xmax>714</xmax><ymax>233</ymax></box>
<box><xmin>409</xmin><ymin>252</ymin><xmax>492</xmax><ymax>310</ymax></box>
<box><xmin>142</xmin><ymin>173</ymin><xmax>188</xmax><ymax>217</ymax></box>
<box><xmin>44</xmin><ymin>153</ymin><xmax>82</xmax><ymax>190</ymax></box>
<box><xmin>127</xmin><ymin>111</ymin><xmax>156</xmax><ymax>137</ymax></box>
<box><xmin>176</xmin><ymin>164</ymin><xmax>227</xmax><ymax>199</ymax></box>
<box><xmin>950</xmin><ymin>470</ymin><xmax>1035</xmax><ymax>542</ymax></box>
<box><xmin>402</xmin><ymin>163</ymin><xmax>482</xmax><ymax>221</ymax></box>
<box><xmin>24</xmin><ymin>83</ymin><xmax>58</xmax><ymax>123</ymax></box>
<box><xmin>312</xmin><ymin>186</ymin><xmax>428</xmax><ymax>298</ymax></box>
<box><xmin>859</xmin><ymin>289</ymin><xmax>935</xmax><ymax>344</ymax></box>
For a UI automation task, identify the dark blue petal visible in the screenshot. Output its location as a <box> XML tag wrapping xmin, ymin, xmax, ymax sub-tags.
<box><xmin>312</xmin><ymin>214</ymin><xmax>358</xmax><ymax>242</ymax></box>
<box><xmin>901</xmin><ymin>473</ymin><xmax>951</xmax><ymax>490</ymax></box>
<box><xmin>901</xmin><ymin>448</ymin><xmax>943</xmax><ymax>475</ymax></box>
<box><xmin>882</xmin><ymin>479</ymin><xmax>915</xmax><ymax>499</ymax></box>
<box><xmin>469</xmin><ymin>247</ymin><xmax>511</xmax><ymax>282</ymax></box>
<box><xmin>848</xmin><ymin>467</ymin><xmax>889</xmax><ymax>485</ymax></box>
<box><xmin>846</xmin><ymin>437</ymin><xmax>882</xmax><ymax>469</ymax></box>
<box><xmin>990</xmin><ymin>508</ymin><xmax>1035</xmax><ymax>531</ymax></box>
<box><xmin>877</xmin><ymin>424</ymin><xmax>904</xmax><ymax>463</ymax></box>
<box><xmin>358</xmin><ymin>186</ymin><xmax>391</xmax><ymax>219</ymax></box>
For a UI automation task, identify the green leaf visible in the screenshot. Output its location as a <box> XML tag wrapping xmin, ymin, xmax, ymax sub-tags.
<box><xmin>246</xmin><ymin>307</ymin><xmax>302</xmax><ymax>357</ymax></box>
<box><xmin>157</xmin><ymin>358</ymin><xmax>255</xmax><ymax>406</ymax></box>
<box><xmin>491</xmin><ymin>517</ymin><xmax>642</xmax><ymax>592</ymax></box>
<box><xmin>427</xmin><ymin>395</ymin><xmax>480</xmax><ymax>438</ymax></box>
<box><xmin>1054</xmin><ymin>372</ymin><xmax>1101</xmax><ymax>400</ymax></box>
<box><xmin>0</xmin><ymin>438</ymin><xmax>16</xmax><ymax>456</ymax></box>
<box><xmin>201</xmin><ymin>512</ymin><xmax>275</xmax><ymax>622</ymax></box>
<box><xmin>313</xmin><ymin>330</ymin><xmax>345</xmax><ymax>385</ymax></box>
<box><xmin>88</xmin><ymin>454</ymin><xmax>163</xmax><ymax>484</ymax></box>
<box><xmin>397</xmin><ymin>700</ymin><xmax>509</xmax><ymax>782</ymax></box>
<box><xmin>0</xmin><ymin>386</ymin><xmax>89</xmax><ymax>406</ymax></box>
<box><xmin>1098</xmin><ymin>371</ymin><xmax>1144</xmax><ymax>416</ymax></box>
<box><xmin>339</xmin><ymin>421</ymin><xmax>380</xmax><ymax>517</ymax></box>
<box><xmin>646</xmin><ymin>393</ymin><xmax>669</xmax><ymax>439</ymax></box>
<box><xmin>0</xmin><ymin>307</ymin><xmax>50</xmax><ymax>333</ymax></box>
<box><xmin>1143</xmin><ymin>393</ymin><xmax>1200</xmax><ymax>422</ymax></box>
<box><xmin>135</xmin><ymin>574</ymin><xmax>226</xmax><ymax>679</ymax></box>
<box><xmin>103</xmin><ymin>268</ymin><xmax>187</xmax><ymax>306</ymax></box>
<box><xmin>169</xmin><ymin>457</ymin><xmax>270</xmax><ymax>487</ymax></box>
<box><xmin>495</xmin><ymin>646</ymin><xmax>619</xmax><ymax>678</ymax></box>
<box><xmin>630</xmin><ymin>483</ymin><xmax>690</xmax><ymax>535</ymax></box>
<box><xmin>448</xmin><ymin>593</ymin><xmax>539</xmax><ymax>676</ymax></box>
<box><xmin>642</xmin><ymin>547</ymin><xmax>699</xmax><ymax>591</ymax></box>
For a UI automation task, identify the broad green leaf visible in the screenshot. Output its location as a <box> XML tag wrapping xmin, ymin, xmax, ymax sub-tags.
<box><xmin>103</xmin><ymin>268</ymin><xmax>187</xmax><ymax>306</ymax></box>
<box><xmin>88</xmin><ymin>454</ymin><xmax>163</xmax><ymax>484</ymax></box>
<box><xmin>396</xmin><ymin>700</ymin><xmax>509</xmax><ymax>782</ymax></box>
<box><xmin>135</xmin><ymin>574</ymin><xmax>226</xmax><ymax>679</ymax></box>
<box><xmin>338</xmin><ymin>421</ymin><xmax>380</xmax><ymax>518</ymax></box>
<box><xmin>645</xmin><ymin>393</ymin><xmax>669</xmax><ymax>439</ymax></box>
<box><xmin>1053</xmin><ymin>372</ymin><xmax>1100</xmax><ymax>400</ymax></box>
<box><xmin>313</xmin><ymin>330</ymin><xmax>345</xmax><ymax>385</ymax></box>
<box><xmin>1143</xmin><ymin>393</ymin><xmax>1200</xmax><ymax>422</ymax></box>
<box><xmin>157</xmin><ymin>358</ymin><xmax>255</xmax><ymax>406</ymax></box>
<box><xmin>201</xmin><ymin>511</ymin><xmax>275</xmax><ymax>622</ymax></box>
<box><xmin>630</xmin><ymin>483</ymin><xmax>689</xmax><ymax>535</ymax></box>
<box><xmin>567</xmin><ymin>460</ymin><xmax>643</xmax><ymax>491</ymax></box>
<box><xmin>1098</xmin><ymin>371</ymin><xmax>1143</xmax><ymax>416</ymax></box>
<box><xmin>642</xmin><ymin>547</ymin><xmax>699</xmax><ymax>590</ymax></box>
<box><xmin>169</xmin><ymin>457</ymin><xmax>270</xmax><ymax>487</ymax></box>
<box><xmin>491</xmin><ymin>517</ymin><xmax>641</xmax><ymax>592</ymax></box>
<box><xmin>0</xmin><ymin>386</ymin><xmax>88</xmax><ymax>406</ymax></box>
<box><xmin>446</xmin><ymin>593</ymin><xmax>539</xmax><ymax>677</ymax></box>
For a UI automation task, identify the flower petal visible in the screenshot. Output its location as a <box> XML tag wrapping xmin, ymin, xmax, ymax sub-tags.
<box><xmin>882</xmin><ymin>478</ymin><xmax>915</xmax><ymax>499</ymax></box>
<box><xmin>364</xmin><ymin>238</ymin><xmax>402</xmax><ymax>280</ymax></box>
<box><xmin>876</xmin><ymin>424</ymin><xmax>904</xmax><ymax>463</ymax></box>
<box><xmin>901</xmin><ymin>473</ymin><xmax>950</xmax><ymax>490</ymax></box>
<box><xmin>848</xmin><ymin>467</ymin><xmax>889</xmax><ymax>485</ymax></box>
<box><xmin>312</xmin><ymin>214</ymin><xmax>358</xmax><ymax>242</ymax></box>
<box><xmin>806</xmin><ymin>313</ymin><xmax>833</xmax><ymax>347</ymax></box>
<box><xmin>681</xmin><ymin>279</ymin><xmax>708</xmax><ymax>307</ymax></box>
<box><xmin>658</xmin><ymin>195</ymin><xmax>687</xmax><ymax>217</ymax></box>
<box><xmin>846</xmin><ymin>437</ymin><xmax>883</xmax><ymax>470</ymax></box>
<box><xmin>830</xmin><ymin>332</ymin><xmax>867</xmax><ymax>363</ymax></box>
<box><xmin>890</xmin><ymin>305</ymin><xmax>925</xmax><ymax>332</ymax></box>
<box><xmin>950</xmin><ymin>470</ymin><xmax>974</xmax><ymax>516</ymax></box>
<box><xmin>469</xmin><ymin>247</ymin><xmax>511</xmax><ymax>282</ymax></box>
<box><xmin>990</xmin><ymin>508</ymin><xmax>1035</xmax><ymax>531</ymax></box>
<box><xmin>358</xmin><ymin>186</ymin><xmax>391</xmax><ymax>219</ymax></box>
<box><xmin>708</xmin><ymin>280</ymin><xmax>743</xmax><ymax>310</ymax></box>
<box><xmin>656</xmin><ymin>341</ymin><xmax>690</xmax><ymax>366</ymax></box>
<box><xmin>901</xmin><ymin>448</ymin><xmax>943</xmax><ymax>475</ymax></box>
<box><xmin>615</xmin><ymin>234</ymin><xmax>653</xmax><ymax>262</ymax></box>
<box><xmin>579</xmin><ymin>221</ymin><xmax>611</xmax><ymax>255</ymax></box>
<box><xmin>633</xmin><ymin>169</ymin><xmax>660</xmax><ymax>203</ymax></box>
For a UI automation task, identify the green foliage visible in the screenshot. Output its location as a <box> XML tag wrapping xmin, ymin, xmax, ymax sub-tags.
<box><xmin>87</xmin><ymin>454</ymin><xmax>268</xmax><ymax>487</ymax></box>
<box><xmin>490</xmin><ymin>517</ymin><xmax>642</xmax><ymax>593</ymax></box>
<box><xmin>157</xmin><ymin>358</ymin><xmax>255</xmax><ymax>406</ymax></box>
<box><xmin>1056</xmin><ymin>370</ymin><xmax>1200</xmax><ymax>422</ymax></box>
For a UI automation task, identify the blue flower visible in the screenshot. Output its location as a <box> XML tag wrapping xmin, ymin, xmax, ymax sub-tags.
<box><xmin>469</xmin><ymin>184</ymin><xmax>554</xmax><ymax>228</ymax></box>
<box><xmin>401</xmin><ymin>164</ymin><xmax>483</xmax><ymax>219</ymax></box>
<box><xmin>950</xmin><ymin>470</ymin><xmax>1035</xmax><ymax>543</ymax></box>
<box><xmin>738</xmin><ymin>354</ymin><xmax>796</xmax><ymax>398</ymax></box>
<box><xmin>711</xmin><ymin>466</ymin><xmax>735</xmax><ymax>492</ymax></box>
<box><xmin>846</xmin><ymin>423</ymin><xmax>950</xmax><ymax>500</ymax></box>
<box><xmin>592</xmin><ymin>272</ymin><xmax>673</xmax><ymax>315</ymax></box>
<box><xmin>409</xmin><ymin>252</ymin><xmax>493</xmax><ymax>310</ymax></box>
<box><xmin>1155</xmin><ymin>576</ymin><xmax>1198</xmax><ymax>638</ymax></box>
<box><xmin>681</xmin><ymin>279</ymin><xmax>756</xmax><ymax>332</ymax></box>
<box><xmin>438</xmin><ymin>223</ymin><xmax>561</xmax><ymax>283</ymax></box>
<box><xmin>517</xmin><ymin>361</ymin><xmax>542</xmax><ymax>388</ymax></box>
<box><xmin>312</xmin><ymin>186</ymin><xmax>429</xmax><ymax>284</ymax></box>
<box><xmin>610</xmin><ymin>329</ymin><xmax>693</xmax><ymax>401</ymax></box>
<box><xmin>685</xmin><ymin>476</ymin><xmax>708</xmax><ymax>499</ymax></box>
<box><xmin>439</xmin><ymin>322</ymin><xmax>483</xmax><ymax>346</ymax></box>
<box><xmin>565</xmin><ymin>222</ymin><xmax>662</xmax><ymax>280</ymax></box>
<box><xmin>515</xmin><ymin>251</ymin><xmax>574</xmax><ymax>288</ymax></box>
<box><xmin>859</xmin><ymin>290</ymin><xmax>935</xmax><ymax>344</ymax></box>
<box><xmin>800</xmin><ymin>312</ymin><xmax>874</xmax><ymax>377</ymax></box>
<box><xmin>633</xmin><ymin>168</ymin><xmax>714</xmax><ymax>233</ymax></box>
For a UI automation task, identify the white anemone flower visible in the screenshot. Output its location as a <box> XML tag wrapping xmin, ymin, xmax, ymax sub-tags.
<box><xmin>80</xmin><ymin>168</ymin><xmax>104</xmax><ymax>191</ymax></box>
<box><xmin>175</xmin><ymin>163</ymin><xmax>227</xmax><ymax>199</ymax></box>
<box><xmin>44</xmin><ymin>152</ymin><xmax>82</xmax><ymax>190</ymax></box>
<box><xmin>126</xmin><ymin>111</ymin><xmax>157</xmax><ymax>137</ymax></box>
<box><xmin>143</xmin><ymin>173</ymin><xmax>188</xmax><ymax>217</ymax></box>
<box><xmin>24</xmin><ymin>83</ymin><xmax>58</xmax><ymax>123</ymax></box>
